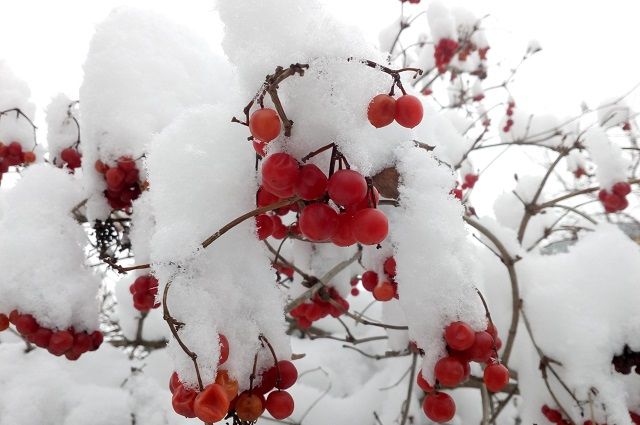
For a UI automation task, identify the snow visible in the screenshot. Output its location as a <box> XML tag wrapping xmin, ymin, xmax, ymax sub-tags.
<box><xmin>584</xmin><ymin>126</ymin><xmax>630</xmax><ymax>189</ymax></box>
<box><xmin>0</xmin><ymin>61</ymin><xmax>36</xmax><ymax>150</ymax></box>
<box><xmin>45</xmin><ymin>94</ymin><xmax>79</xmax><ymax>162</ymax></box>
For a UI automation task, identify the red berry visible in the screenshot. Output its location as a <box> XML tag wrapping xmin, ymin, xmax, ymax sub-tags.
<box><xmin>330</xmin><ymin>213</ymin><xmax>357</xmax><ymax>247</ymax></box>
<box><xmin>169</xmin><ymin>371</ymin><xmax>181</xmax><ymax>393</ymax></box>
<box><xmin>90</xmin><ymin>331</ymin><xmax>103</xmax><ymax>350</ymax></box>
<box><xmin>0</xmin><ymin>313</ymin><xmax>8</xmax><ymax>332</ymax></box>
<box><xmin>416</xmin><ymin>369</ymin><xmax>433</xmax><ymax>392</ymax></box>
<box><xmin>350</xmin><ymin>287</ymin><xmax>359</xmax><ymax>296</ymax></box>
<box><xmin>351</xmin><ymin>208</ymin><xmax>388</xmax><ymax>245</ymax></box>
<box><xmin>7</xmin><ymin>142</ymin><xmax>22</xmax><ymax>156</ymax></box>
<box><xmin>395</xmin><ymin>95</ymin><xmax>423</xmax><ymax>128</ymax></box>
<box><xmin>172</xmin><ymin>384</ymin><xmax>197</xmax><ymax>418</ymax></box>
<box><xmin>383</xmin><ymin>257</ymin><xmax>396</xmax><ymax>277</ymax></box>
<box><xmin>276</xmin><ymin>360</ymin><xmax>298</xmax><ymax>389</ymax></box>
<box><xmin>367</xmin><ymin>94</ymin><xmax>396</xmax><ymax>128</ymax></box>
<box><xmin>468</xmin><ymin>331</ymin><xmax>494</xmax><ymax>362</ymax></box>
<box><xmin>253</xmin><ymin>139</ymin><xmax>267</xmax><ymax>157</ymax></box>
<box><xmin>254</xmin><ymin>366</ymin><xmax>277</xmax><ymax>394</ymax></box>
<box><xmin>48</xmin><ymin>330</ymin><xmax>74</xmax><ymax>356</ymax></box>
<box><xmin>215</xmin><ymin>369</ymin><xmax>239</xmax><ymax>401</ymax></box>
<box><xmin>105</xmin><ymin>168</ymin><xmax>125</xmax><ymax>190</ymax></box>
<box><xmin>434</xmin><ymin>356</ymin><xmax>465</xmax><ymax>387</ymax></box>
<box><xmin>22</xmin><ymin>151</ymin><xmax>36</xmax><ymax>164</ymax></box>
<box><xmin>271</xmin><ymin>216</ymin><xmax>288</xmax><ymax>239</ymax></box>
<box><xmin>261</xmin><ymin>153</ymin><xmax>300</xmax><ymax>197</ymax></box>
<box><xmin>266</xmin><ymin>390</ymin><xmax>294</xmax><ymax>420</ymax></box>
<box><xmin>444</xmin><ymin>322</ymin><xmax>476</xmax><ymax>351</ymax></box>
<box><xmin>235</xmin><ymin>391</ymin><xmax>265</xmax><ymax>421</ymax></box>
<box><xmin>249</xmin><ymin>108</ymin><xmax>281</xmax><ymax>143</ymax></box>
<box><xmin>71</xmin><ymin>332</ymin><xmax>93</xmax><ymax>355</ymax></box>
<box><xmin>60</xmin><ymin>148</ymin><xmax>82</xmax><ymax>169</ymax></box>
<box><xmin>361</xmin><ymin>271</ymin><xmax>379</xmax><ymax>291</ymax></box>
<box><xmin>8</xmin><ymin>310</ymin><xmax>20</xmax><ymax>324</ymax></box>
<box><xmin>194</xmin><ymin>383</ymin><xmax>230</xmax><ymax>422</ymax></box>
<box><xmin>299</xmin><ymin>203</ymin><xmax>339</xmax><ymax>241</ymax></box>
<box><xmin>483</xmin><ymin>363</ymin><xmax>509</xmax><ymax>392</ymax></box>
<box><xmin>612</xmin><ymin>182</ymin><xmax>631</xmax><ymax>197</ymax></box>
<box><xmin>373</xmin><ymin>281</ymin><xmax>395</xmax><ymax>301</ymax></box>
<box><xmin>218</xmin><ymin>334</ymin><xmax>229</xmax><ymax>365</ymax></box>
<box><xmin>295</xmin><ymin>164</ymin><xmax>328</xmax><ymax>200</ymax></box>
<box><xmin>15</xmin><ymin>314</ymin><xmax>39</xmax><ymax>335</ymax></box>
<box><xmin>256</xmin><ymin>214</ymin><xmax>274</xmax><ymax>240</ymax></box>
<box><xmin>257</xmin><ymin>186</ymin><xmax>281</xmax><ymax>208</ymax></box>
<box><xmin>327</xmin><ymin>169</ymin><xmax>368</xmax><ymax>207</ymax></box>
<box><xmin>423</xmin><ymin>392</ymin><xmax>456</xmax><ymax>423</ymax></box>
<box><xmin>347</xmin><ymin>187</ymin><xmax>380</xmax><ymax>212</ymax></box>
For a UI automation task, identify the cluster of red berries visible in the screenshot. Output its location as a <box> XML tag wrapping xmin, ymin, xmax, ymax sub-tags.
<box><xmin>0</xmin><ymin>310</ymin><xmax>102</xmax><ymax>360</ymax></box>
<box><xmin>256</xmin><ymin>153</ymin><xmax>389</xmax><ymax>246</ymax></box>
<box><xmin>612</xmin><ymin>345</ymin><xmax>640</xmax><ymax>375</ymax></box>
<box><xmin>434</xmin><ymin>38</ymin><xmax>460</xmax><ymax>73</ymax></box>
<box><xmin>95</xmin><ymin>156</ymin><xmax>143</xmax><ymax>210</ymax></box>
<box><xmin>452</xmin><ymin>174</ymin><xmax>479</xmax><ymax>200</ymax></box>
<box><xmin>0</xmin><ymin>141</ymin><xmax>35</xmax><ymax>183</ymax></box>
<box><xmin>171</xmin><ymin>335</ymin><xmax>297</xmax><ymax>422</ymax></box>
<box><xmin>367</xmin><ymin>94</ymin><xmax>424</xmax><ymax>129</ymax></box>
<box><xmin>360</xmin><ymin>257</ymin><xmax>398</xmax><ymax>302</ymax></box>
<box><xmin>290</xmin><ymin>287</ymin><xmax>350</xmax><ymax>329</ymax></box>
<box><xmin>541</xmin><ymin>405</ymin><xmax>640</xmax><ymax>425</ymax></box>
<box><xmin>598</xmin><ymin>182</ymin><xmax>631</xmax><ymax>213</ymax></box>
<box><xmin>59</xmin><ymin>147</ymin><xmax>82</xmax><ymax>170</ymax></box>
<box><xmin>503</xmin><ymin>100</ymin><xmax>516</xmax><ymax>132</ymax></box>
<box><xmin>129</xmin><ymin>275</ymin><xmax>160</xmax><ymax>312</ymax></box>
<box><xmin>417</xmin><ymin>321</ymin><xmax>508</xmax><ymax>423</ymax></box>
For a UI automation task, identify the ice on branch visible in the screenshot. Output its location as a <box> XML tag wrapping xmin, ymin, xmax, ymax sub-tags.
<box><xmin>0</xmin><ymin>165</ymin><xmax>100</xmax><ymax>332</ymax></box>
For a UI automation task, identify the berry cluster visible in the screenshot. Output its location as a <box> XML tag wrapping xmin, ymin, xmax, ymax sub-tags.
<box><xmin>257</xmin><ymin>153</ymin><xmax>389</xmax><ymax>246</ymax></box>
<box><xmin>360</xmin><ymin>257</ymin><xmax>398</xmax><ymax>302</ymax></box>
<box><xmin>434</xmin><ymin>38</ymin><xmax>459</xmax><ymax>73</ymax></box>
<box><xmin>129</xmin><ymin>275</ymin><xmax>160</xmax><ymax>312</ymax></box>
<box><xmin>541</xmin><ymin>405</ymin><xmax>640</xmax><ymax>425</ymax></box>
<box><xmin>418</xmin><ymin>321</ymin><xmax>508</xmax><ymax>423</ymax></box>
<box><xmin>452</xmin><ymin>174</ymin><xmax>480</xmax><ymax>200</ymax></box>
<box><xmin>503</xmin><ymin>100</ymin><xmax>516</xmax><ymax>132</ymax></box>
<box><xmin>170</xmin><ymin>335</ymin><xmax>297</xmax><ymax>423</ymax></box>
<box><xmin>598</xmin><ymin>182</ymin><xmax>631</xmax><ymax>213</ymax></box>
<box><xmin>59</xmin><ymin>147</ymin><xmax>82</xmax><ymax>170</ymax></box>
<box><xmin>367</xmin><ymin>94</ymin><xmax>424</xmax><ymax>129</ymax></box>
<box><xmin>612</xmin><ymin>345</ymin><xmax>640</xmax><ymax>375</ymax></box>
<box><xmin>0</xmin><ymin>141</ymin><xmax>35</xmax><ymax>184</ymax></box>
<box><xmin>95</xmin><ymin>156</ymin><xmax>143</xmax><ymax>210</ymax></box>
<box><xmin>290</xmin><ymin>287</ymin><xmax>350</xmax><ymax>329</ymax></box>
<box><xmin>1</xmin><ymin>310</ymin><xmax>102</xmax><ymax>360</ymax></box>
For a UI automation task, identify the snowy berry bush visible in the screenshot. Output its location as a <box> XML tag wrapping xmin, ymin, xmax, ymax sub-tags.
<box><xmin>1</xmin><ymin>1</ymin><xmax>640</xmax><ymax>424</ymax></box>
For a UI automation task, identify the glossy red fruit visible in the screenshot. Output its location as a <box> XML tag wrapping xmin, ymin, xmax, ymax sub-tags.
<box><xmin>299</xmin><ymin>203</ymin><xmax>339</xmax><ymax>241</ymax></box>
<box><xmin>235</xmin><ymin>391</ymin><xmax>265</xmax><ymax>421</ymax></box>
<box><xmin>327</xmin><ymin>169</ymin><xmax>368</xmax><ymax>207</ymax></box>
<box><xmin>276</xmin><ymin>360</ymin><xmax>298</xmax><ymax>389</ymax></box>
<box><xmin>444</xmin><ymin>321</ymin><xmax>476</xmax><ymax>351</ymax></box>
<box><xmin>295</xmin><ymin>164</ymin><xmax>328</xmax><ymax>200</ymax></box>
<box><xmin>348</xmin><ymin>187</ymin><xmax>380</xmax><ymax>211</ymax></box>
<box><xmin>266</xmin><ymin>390</ymin><xmax>295</xmax><ymax>420</ymax></box>
<box><xmin>330</xmin><ymin>213</ymin><xmax>357</xmax><ymax>247</ymax></box>
<box><xmin>0</xmin><ymin>313</ymin><xmax>8</xmax><ymax>332</ymax></box>
<box><xmin>613</xmin><ymin>182</ymin><xmax>631</xmax><ymax>197</ymax></box>
<box><xmin>416</xmin><ymin>369</ymin><xmax>434</xmax><ymax>392</ymax></box>
<box><xmin>483</xmin><ymin>363</ymin><xmax>509</xmax><ymax>392</ymax></box>
<box><xmin>373</xmin><ymin>281</ymin><xmax>395</xmax><ymax>301</ymax></box>
<box><xmin>194</xmin><ymin>383</ymin><xmax>230</xmax><ymax>422</ymax></box>
<box><xmin>48</xmin><ymin>330</ymin><xmax>74</xmax><ymax>356</ymax></box>
<box><xmin>423</xmin><ymin>392</ymin><xmax>456</xmax><ymax>423</ymax></box>
<box><xmin>172</xmin><ymin>384</ymin><xmax>198</xmax><ymax>418</ymax></box>
<box><xmin>257</xmin><ymin>186</ymin><xmax>280</xmax><ymax>208</ymax></box>
<box><xmin>71</xmin><ymin>332</ymin><xmax>93</xmax><ymax>355</ymax></box>
<box><xmin>351</xmin><ymin>208</ymin><xmax>388</xmax><ymax>245</ymax></box>
<box><xmin>468</xmin><ymin>331</ymin><xmax>494</xmax><ymax>362</ymax></box>
<box><xmin>61</xmin><ymin>148</ymin><xmax>82</xmax><ymax>169</ymax></box>
<box><xmin>361</xmin><ymin>271</ymin><xmax>379</xmax><ymax>292</ymax></box>
<box><xmin>22</xmin><ymin>151</ymin><xmax>36</xmax><ymax>164</ymax></box>
<box><xmin>395</xmin><ymin>95</ymin><xmax>423</xmax><ymax>128</ymax></box>
<box><xmin>261</xmin><ymin>153</ymin><xmax>300</xmax><ymax>197</ymax></box>
<box><xmin>169</xmin><ymin>372</ymin><xmax>181</xmax><ymax>393</ymax></box>
<box><xmin>15</xmin><ymin>314</ymin><xmax>39</xmax><ymax>335</ymax></box>
<box><xmin>256</xmin><ymin>214</ymin><xmax>274</xmax><ymax>240</ymax></box>
<box><xmin>89</xmin><ymin>331</ymin><xmax>103</xmax><ymax>351</ymax></box>
<box><xmin>254</xmin><ymin>366</ymin><xmax>277</xmax><ymax>394</ymax></box>
<box><xmin>383</xmin><ymin>257</ymin><xmax>396</xmax><ymax>277</ymax></box>
<box><xmin>215</xmin><ymin>369</ymin><xmax>239</xmax><ymax>401</ymax></box>
<box><xmin>368</xmin><ymin>94</ymin><xmax>397</xmax><ymax>128</ymax></box>
<box><xmin>434</xmin><ymin>356</ymin><xmax>465</xmax><ymax>387</ymax></box>
<box><xmin>7</xmin><ymin>142</ymin><xmax>22</xmax><ymax>156</ymax></box>
<box><xmin>218</xmin><ymin>334</ymin><xmax>230</xmax><ymax>365</ymax></box>
<box><xmin>29</xmin><ymin>328</ymin><xmax>52</xmax><ymax>348</ymax></box>
<box><xmin>249</xmin><ymin>108</ymin><xmax>281</xmax><ymax>143</ymax></box>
